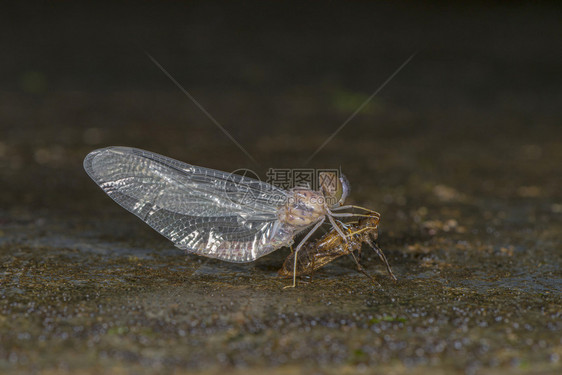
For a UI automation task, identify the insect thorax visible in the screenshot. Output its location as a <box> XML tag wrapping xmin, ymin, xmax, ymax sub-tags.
<box><xmin>278</xmin><ymin>189</ymin><xmax>328</xmax><ymax>227</ymax></box>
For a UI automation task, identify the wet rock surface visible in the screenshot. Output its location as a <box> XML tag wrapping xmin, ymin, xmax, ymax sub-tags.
<box><xmin>1</xmin><ymin>2</ymin><xmax>561</xmax><ymax>374</ymax></box>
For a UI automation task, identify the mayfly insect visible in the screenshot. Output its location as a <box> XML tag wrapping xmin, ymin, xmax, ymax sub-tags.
<box><xmin>84</xmin><ymin>146</ymin><xmax>381</xmax><ymax>287</ymax></box>
<box><xmin>278</xmin><ymin>212</ymin><xmax>397</xmax><ymax>282</ymax></box>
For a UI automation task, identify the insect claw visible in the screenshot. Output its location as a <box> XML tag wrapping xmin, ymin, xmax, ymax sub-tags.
<box><xmin>283</xmin><ymin>283</ymin><xmax>296</xmax><ymax>289</ymax></box>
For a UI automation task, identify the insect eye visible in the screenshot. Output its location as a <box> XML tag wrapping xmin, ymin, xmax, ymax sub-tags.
<box><xmin>336</xmin><ymin>174</ymin><xmax>350</xmax><ymax>206</ymax></box>
<box><xmin>318</xmin><ymin>171</ymin><xmax>350</xmax><ymax>207</ymax></box>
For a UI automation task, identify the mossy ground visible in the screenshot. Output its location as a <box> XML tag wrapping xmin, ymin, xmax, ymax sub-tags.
<box><xmin>1</xmin><ymin>2</ymin><xmax>560</xmax><ymax>374</ymax></box>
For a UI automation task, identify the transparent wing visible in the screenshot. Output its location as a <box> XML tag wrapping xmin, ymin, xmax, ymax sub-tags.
<box><xmin>84</xmin><ymin>146</ymin><xmax>294</xmax><ymax>262</ymax></box>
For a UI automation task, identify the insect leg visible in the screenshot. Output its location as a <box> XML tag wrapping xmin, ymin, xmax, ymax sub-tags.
<box><xmin>285</xmin><ymin>217</ymin><xmax>326</xmax><ymax>289</ymax></box>
<box><xmin>331</xmin><ymin>205</ymin><xmax>380</xmax><ymax>216</ymax></box>
<box><xmin>331</xmin><ymin>212</ymin><xmax>378</xmax><ymax>219</ymax></box>
<box><xmin>327</xmin><ymin>214</ymin><xmax>348</xmax><ymax>242</ymax></box>
<box><xmin>348</xmin><ymin>251</ymin><xmax>380</xmax><ymax>286</ymax></box>
<box><xmin>367</xmin><ymin>239</ymin><xmax>397</xmax><ymax>281</ymax></box>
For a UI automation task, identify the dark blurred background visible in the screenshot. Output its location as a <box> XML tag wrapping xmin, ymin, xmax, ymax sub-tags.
<box><xmin>0</xmin><ymin>2</ymin><xmax>561</xmax><ymax>373</ymax></box>
<box><xmin>2</xmin><ymin>1</ymin><xmax>560</xmax><ymax>216</ymax></box>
